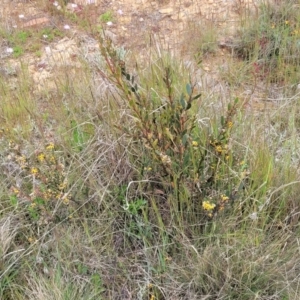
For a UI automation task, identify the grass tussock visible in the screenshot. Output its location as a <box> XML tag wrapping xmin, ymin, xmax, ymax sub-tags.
<box><xmin>0</xmin><ymin>1</ymin><xmax>300</xmax><ymax>299</ymax></box>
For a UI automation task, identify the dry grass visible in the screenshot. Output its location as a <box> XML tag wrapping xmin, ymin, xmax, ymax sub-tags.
<box><xmin>0</xmin><ymin>1</ymin><xmax>300</xmax><ymax>299</ymax></box>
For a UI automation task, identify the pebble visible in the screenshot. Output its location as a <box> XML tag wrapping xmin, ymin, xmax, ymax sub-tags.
<box><xmin>159</xmin><ymin>8</ymin><xmax>174</xmax><ymax>14</ymax></box>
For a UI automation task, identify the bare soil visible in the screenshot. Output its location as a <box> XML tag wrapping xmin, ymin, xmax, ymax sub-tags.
<box><xmin>1</xmin><ymin>0</ymin><xmax>277</xmax><ymax>111</ymax></box>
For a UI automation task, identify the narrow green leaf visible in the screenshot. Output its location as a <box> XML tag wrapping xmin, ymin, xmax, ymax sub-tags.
<box><xmin>192</xmin><ymin>93</ymin><xmax>201</xmax><ymax>100</ymax></box>
<box><xmin>186</xmin><ymin>83</ymin><xmax>192</xmax><ymax>96</ymax></box>
<box><xmin>221</xmin><ymin>116</ymin><xmax>225</xmax><ymax>126</ymax></box>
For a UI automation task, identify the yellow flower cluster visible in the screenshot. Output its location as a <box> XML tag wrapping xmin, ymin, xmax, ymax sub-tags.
<box><xmin>215</xmin><ymin>145</ymin><xmax>223</xmax><ymax>153</ymax></box>
<box><xmin>30</xmin><ymin>167</ymin><xmax>38</xmax><ymax>175</ymax></box>
<box><xmin>46</xmin><ymin>143</ymin><xmax>55</xmax><ymax>150</ymax></box>
<box><xmin>219</xmin><ymin>194</ymin><xmax>230</xmax><ymax>211</ymax></box>
<box><xmin>12</xmin><ymin>187</ymin><xmax>20</xmax><ymax>195</ymax></box>
<box><xmin>16</xmin><ymin>155</ymin><xmax>27</xmax><ymax>169</ymax></box>
<box><xmin>58</xmin><ymin>180</ymin><xmax>68</xmax><ymax>190</ymax></box>
<box><xmin>202</xmin><ymin>200</ymin><xmax>216</xmax><ymax>211</ymax></box>
<box><xmin>62</xmin><ymin>193</ymin><xmax>70</xmax><ymax>205</ymax></box>
<box><xmin>37</xmin><ymin>153</ymin><xmax>45</xmax><ymax>162</ymax></box>
<box><xmin>210</xmin><ymin>140</ymin><xmax>230</xmax><ymax>159</ymax></box>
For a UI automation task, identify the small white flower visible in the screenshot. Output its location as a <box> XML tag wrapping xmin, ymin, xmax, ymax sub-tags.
<box><xmin>64</xmin><ymin>24</ymin><xmax>70</xmax><ymax>30</ymax></box>
<box><xmin>117</xmin><ymin>9</ymin><xmax>123</xmax><ymax>15</ymax></box>
<box><xmin>71</xmin><ymin>3</ymin><xmax>77</xmax><ymax>8</ymax></box>
<box><xmin>6</xmin><ymin>48</ymin><xmax>13</xmax><ymax>53</ymax></box>
<box><xmin>45</xmin><ymin>46</ymin><xmax>51</xmax><ymax>54</ymax></box>
<box><xmin>18</xmin><ymin>14</ymin><xmax>25</xmax><ymax>19</ymax></box>
<box><xmin>249</xmin><ymin>212</ymin><xmax>258</xmax><ymax>220</ymax></box>
<box><xmin>53</xmin><ymin>1</ymin><xmax>58</xmax><ymax>6</ymax></box>
<box><xmin>106</xmin><ymin>21</ymin><xmax>113</xmax><ymax>26</ymax></box>
<box><xmin>43</xmin><ymin>34</ymin><xmax>48</xmax><ymax>39</ymax></box>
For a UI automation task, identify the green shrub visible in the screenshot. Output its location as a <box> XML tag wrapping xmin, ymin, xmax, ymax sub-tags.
<box><xmin>99</xmin><ymin>36</ymin><xmax>250</xmax><ymax>227</ymax></box>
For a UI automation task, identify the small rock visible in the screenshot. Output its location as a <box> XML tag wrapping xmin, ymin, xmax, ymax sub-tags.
<box><xmin>159</xmin><ymin>7</ymin><xmax>174</xmax><ymax>14</ymax></box>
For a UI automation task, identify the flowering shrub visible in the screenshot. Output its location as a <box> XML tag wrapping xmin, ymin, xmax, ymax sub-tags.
<box><xmin>99</xmin><ymin>36</ymin><xmax>250</xmax><ymax>223</ymax></box>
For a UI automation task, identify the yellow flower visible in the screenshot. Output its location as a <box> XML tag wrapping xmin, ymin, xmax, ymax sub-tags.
<box><xmin>58</xmin><ymin>181</ymin><xmax>67</xmax><ymax>190</ymax></box>
<box><xmin>30</xmin><ymin>167</ymin><xmax>38</xmax><ymax>175</ymax></box>
<box><xmin>46</xmin><ymin>143</ymin><xmax>54</xmax><ymax>150</ymax></box>
<box><xmin>221</xmin><ymin>194</ymin><xmax>229</xmax><ymax>202</ymax></box>
<box><xmin>28</xmin><ymin>237</ymin><xmax>35</xmax><ymax>243</ymax></box>
<box><xmin>202</xmin><ymin>200</ymin><xmax>216</xmax><ymax>211</ymax></box>
<box><xmin>17</xmin><ymin>155</ymin><xmax>26</xmax><ymax>163</ymax></box>
<box><xmin>62</xmin><ymin>194</ymin><xmax>70</xmax><ymax>205</ymax></box>
<box><xmin>12</xmin><ymin>187</ymin><xmax>20</xmax><ymax>195</ymax></box>
<box><xmin>49</xmin><ymin>155</ymin><xmax>56</xmax><ymax>163</ymax></box>
<box><xmin>31</xmin><ymin>202</ymin><xmax>37</xmax><ymax>208</ymax></box>
<box><xmin>285</xmin><ymin>20</ymin><xmax>290</xmax><ymax>25</ymax></box>
<box><xmin>192</xmin><ymin>141</ymin><xmax>198</xmax><ymax>147</ymax></box>
<box><xmin>227</xmin><ymin>121</ymin><xmax>233</xmax><ymax>128</ymax></box>
<box><xmin>37</xmin><ymin>153</ymin><xmax>45</xmax><ymax>162</ymax></box>
<box><xmin>215</xmin><ymin>145</ymin><xmax>223</xmax><ymax>153</ymax></box>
